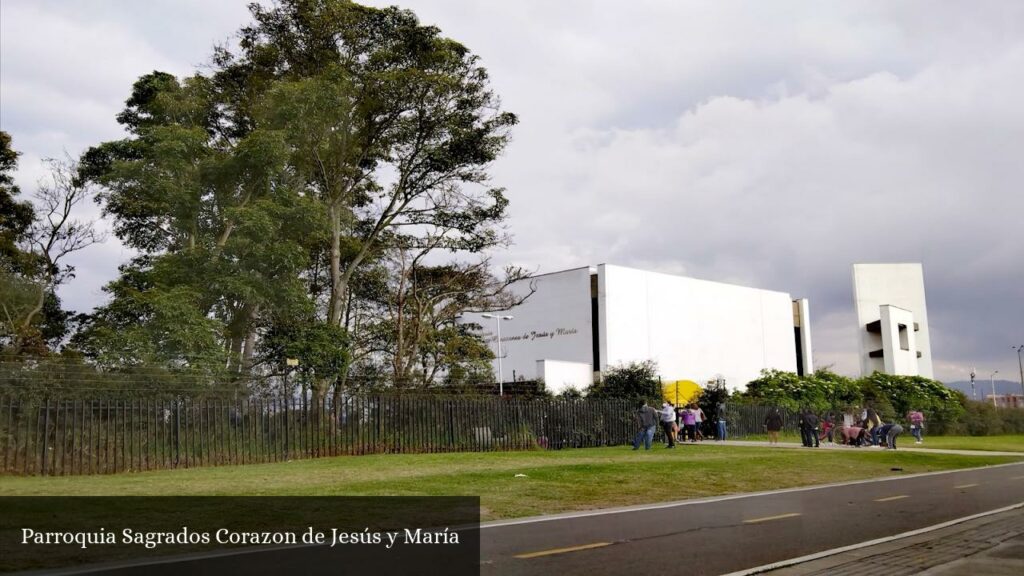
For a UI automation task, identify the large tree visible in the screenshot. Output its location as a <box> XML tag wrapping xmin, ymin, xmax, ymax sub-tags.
<box><xmin>0</xmin><ymin>131</ymin><xmax>35</xmax><ymax>272</ymax></box>
<box><xmin>1</xmin><ymin>133</ymin><xmax>99</xmax><ymax>355</ymax></box>
<box><xmin>79</xmin><ymin>0</ymin><xmax>519</xmax><ymax>392</ymax></box>
<box><xmin>78</xmin><ymin>72</ymin><xmax>319</xmax><ymax>372</ymax></box>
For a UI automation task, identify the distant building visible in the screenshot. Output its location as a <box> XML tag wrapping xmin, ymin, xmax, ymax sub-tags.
<box><xmin>985</xmin><ymin>394</ymin><xmax>1023</xmax><ymax>409</ymax></box>
<box><xmin>461</xmin><ymin>264</ymin><xmax>813</xmax><ymax>394</ymax></box>
<box><xmin>852</xmin><ymin>263</ymin><xmax>934</xmax><ymax>378</ymax></box>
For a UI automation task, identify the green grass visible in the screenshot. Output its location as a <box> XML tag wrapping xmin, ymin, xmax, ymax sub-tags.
<box><xmin>2</xmin><ymin>444</ymin><xmax>1019</xmax><ymax>521</ymax></box>
<box><xmin>911</xmin><ymin>434</ymin><xmax>1024</xmax><ymax>453</ymax></box>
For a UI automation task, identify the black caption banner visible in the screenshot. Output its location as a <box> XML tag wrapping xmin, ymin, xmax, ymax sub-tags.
<box><xmin>0</xmin><ymin>496</ymin><xmax>480</xmax><ymax>575</ymax></box>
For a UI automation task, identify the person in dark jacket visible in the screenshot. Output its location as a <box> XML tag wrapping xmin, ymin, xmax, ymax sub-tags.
<box><xmin>799</xmin><ymin>409</ymin><xmax>820</xmax><ymax>447</ymax></box>
<box><xmin>632</xmin><ymin>401</ymin><xmax>658</xmax><ymax>450</ymax></box>
<box><xmin>764</xmin><ymin>408</ymin><xmax>783</xmax><ymax>445</ymax></box>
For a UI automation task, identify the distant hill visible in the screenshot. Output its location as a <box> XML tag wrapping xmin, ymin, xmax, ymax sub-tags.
<box><xmin>945</xmin><ymin>379</ymin><xmax>1022</xmax><ymax>398</ymax></box>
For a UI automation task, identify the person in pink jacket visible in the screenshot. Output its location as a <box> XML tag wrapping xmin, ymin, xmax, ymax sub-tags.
<box><xmin>907</xmin><ymin>410</ymin><xmax>925</xmax><ymax>444</ymax></box>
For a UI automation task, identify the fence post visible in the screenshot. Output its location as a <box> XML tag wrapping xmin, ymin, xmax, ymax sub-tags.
<box><xmin>41</xmin><ymin>398</ymin><xmax>50</xmax><ymax>476</ymax></box>
<box><xmin>174</xmin><ymin>398</ymin><xmax>181</xmax><ymax>468</ymax></box>
<box><xmin>283</xmin><ymin>395</ymin><xmax>290</xmax><ymax>460</ymax></box>
<box><xmin>446</xmin><ymin>400</ymin><xmax>455</xmax><ymax>450</ymax></box>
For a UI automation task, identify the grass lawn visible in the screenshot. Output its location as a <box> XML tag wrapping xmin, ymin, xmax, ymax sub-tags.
<box><xmin>1</xmin><ymin>444</ymin><xmax>1019</xmax><ymax>521</ymax></box>
<box><xmin>911</xmin><ymin>434</ymin><xmax>1024</xmax><ymax>453</ymax></box>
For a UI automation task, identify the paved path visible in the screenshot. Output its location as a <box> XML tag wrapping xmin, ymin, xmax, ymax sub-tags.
<box><xmin>479</xmin><ymin>462</ymin><xmax>1024</xmax><ymax>575</ymax></box>
<box><xmin>706</xmin><ymin>439</ymin><xmax>1023</xmax><ymax>457</ymax></box>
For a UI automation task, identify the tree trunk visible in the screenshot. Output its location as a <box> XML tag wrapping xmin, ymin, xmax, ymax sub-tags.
<box><xmin>327</xmin><ymin>201</ymin><xmax>346</xmax><ymax>326</ymax></box>
<box><xmin>240</xmin><ymin>306</ymin><xmax>259</xmax><ymax>377</ymax></box>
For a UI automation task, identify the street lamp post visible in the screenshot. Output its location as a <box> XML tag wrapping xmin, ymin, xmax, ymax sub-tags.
<box><xmin>990</xmin><ymin>370</ymin><xmax>999</xmax><ymax>408</ymax></box>
<box><xmin>1014</xmin><ymin>345</ymin><xmax>1024</xmax><ymax>407</ymax></box>
<box><xmin>481</xmin><ymin>314</ymin><xmax>514</xmax><ymax>396</ymax></box>
<box><xmin>970</xmin><ymin>369</ymin><xmax>976</xmax><ymax>401</ymax></box>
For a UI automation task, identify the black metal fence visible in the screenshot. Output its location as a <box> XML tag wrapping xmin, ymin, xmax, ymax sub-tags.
<box><xmin>0</xmin><ymin>395</ymin><xmax>640</xmax><ymax>476</ymax></box>
<box><xmin>0</xmin><ymin>392</ymin><xmax>834</xmax><ymax>477</ymax></box>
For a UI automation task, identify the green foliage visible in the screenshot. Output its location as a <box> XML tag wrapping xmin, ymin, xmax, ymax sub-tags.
<box><xmin>0</xmin><ymin>131</ymin><xmax>35</xmax><ymax>274</ymax></box>
<box><xmin>0</xmin><ymin>135</ymin><xmax>85</xmax><ymax>356</ymax></box>
<box><xmin>739</xmin><ymin>369</ymin><xmax>966</xmax><ymax>433</ymax></box>
<box><xmin>860</xmin><ymin>372</ymin><xmax>963</xmax><ymax>431</ymax></box>
<box><xmin>697</xmin><ymin>379</ymin><xmax>730</xmax><ymax>421</ymax></box>
<box><xmin>587</xmin><ymin>360</ymin><xmax>660</xmax><ymax>402</ymax></box>
<box><xmin>951</xmin><ymin>396</ymin><xmax>1024</xmax><ymax>436</ymax></box>
<box><xmin>73</xmin><ymin>272</ymin><xmax>229</xmax><ymax>372</ymax></box>
<box><xmin>260</xmin><ymin>321</ymin><xmax>348</xmax><ymax>381</ymax></box>
<box><xmin>74</xmin><ymin>0</ymin><xmax>519</xmax><ymax>392</ymax></box>
<box><xmin>741</xmin><ymin>369</ymin><xmax>819</xmax><ymax>410</ymax></box>
<box><xmin>557</xmin><ymin>387</ymin><xmax>584</xmax><ymax>400</ymax></box>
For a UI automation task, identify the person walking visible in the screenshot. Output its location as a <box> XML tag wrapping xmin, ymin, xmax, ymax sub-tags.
<box><xmin>716</xmin><ymin>401</ymin><xmax>728</xmax><ymax>441</ymax></box>
<box><xmin>632</xmin><ymin>400</ymin><xmax>658</xmax><ymax>451</ymax></box>
<box><xmin>681</xmin><ymin>404</ymin><xmax>698</xmax><ymax>442</ymax></box>
<box><xmin>693</xmin><ymin>404</ymin><xmax>707</xmax><ymax>441</ymax></box>
<box><xmin>764</xmin><ymin>407</ymin><xmax>783</xmax><ymax>445</ymax></box>
<box><xmin>660</xmin><ymin>402</ymin><xmax>677</xmax><ymax>448</ymax></box>
<box><xmin>907</xmin><ymin>409</ymin><xmax>925</xmax><ymax>444</ymax></box>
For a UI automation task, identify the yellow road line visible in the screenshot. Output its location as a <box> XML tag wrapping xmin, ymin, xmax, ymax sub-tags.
<box><xmin>514</xmin><ymin>542</ymin><xmax>612</xmax><ymax>559</ymax></box>
<box><xmin>875</xmin><ymin>495</ymin><xmax>910</xmax><ymax>502</ymax></box>
<box><xmin>743</xmin><ymin>512</ymin><xmax>801</xmax><ymax>524</ymax></box>
<box><xmin>954</xmin><ymin>483</ymin><xmax>979</xmax><ymax>489</ymax></box>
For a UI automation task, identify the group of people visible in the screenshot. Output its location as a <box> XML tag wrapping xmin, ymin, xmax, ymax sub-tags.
<box><xmin>632</xmin><ymin>400</ymin><xmax>728</xmax><ymax>450</ymax></box>
<box><xmin>632</xmin><ymin>400</ymin><xmax>925</xmax><ymax>451</ymax></box>
<box><xmin>777</xmin><ymin>406</ymin><xmax>926</xmax><ymax>450</ymax></box>
<box><xmin>834</xmin><ymin>408</ymin><xmax>925</xmax><ymax>450</ymax></box>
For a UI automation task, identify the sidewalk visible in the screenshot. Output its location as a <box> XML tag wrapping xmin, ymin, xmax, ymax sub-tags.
<box><xmin>754</xmin><ymin>505</ymin><xmax>1024</xmax><ymax>575</ymax></box>
<box><xmin>706</xmin><ymin>439</ymin><xmax>1024</xmax><ymax>458</ymax></box>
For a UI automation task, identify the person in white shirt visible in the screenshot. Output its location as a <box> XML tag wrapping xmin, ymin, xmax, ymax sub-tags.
<box><xmin>659</xmin><ymin>403</ymin><xmax>677</xmax><ymax>448</ymax></box>
<box><xmin>693</xmin><ymin>405</ymin><xmax>706</xmax><ymax>441</ymax></box>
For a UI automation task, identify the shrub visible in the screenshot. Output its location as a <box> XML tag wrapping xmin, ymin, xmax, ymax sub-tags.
<box><xmin>587</xmin><ymin>360</ymin><xmax>660</xmax><ymax>403</ymax></box>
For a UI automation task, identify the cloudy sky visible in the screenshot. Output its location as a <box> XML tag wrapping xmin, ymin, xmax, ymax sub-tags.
<box><xmin>2</xmin><ymin>0</ymin><xmax>1023</xmax><ymax>382</ymax></box>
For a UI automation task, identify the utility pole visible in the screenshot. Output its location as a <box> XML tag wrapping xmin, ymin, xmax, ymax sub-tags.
<box><xmin>481</xmin><ymin>314</ymin><xmax>514</xmax><ymax>396</ymax></box>
<box><xmin>1014</xmin><ymin>345</ymin><xmax>1024</xmax><ymax>407</ymax></box>
<box><xmin>990</xmin><ymin>370</ymin><xmax>999</xmax><ymax>408</ymax></box>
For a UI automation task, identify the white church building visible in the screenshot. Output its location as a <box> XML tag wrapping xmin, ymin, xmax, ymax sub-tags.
<box><xmin>852</xmin><ymin>263</ymin><xmax>934</xmax><ymax>378</ymax></box>
<box><xmin>461</xmin><ymin>264</ymin><xmax>814</xmax><ymax>393</ymax></box>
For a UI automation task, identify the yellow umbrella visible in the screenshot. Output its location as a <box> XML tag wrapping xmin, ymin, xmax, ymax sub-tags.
<box><xmin>663</xmin><ymin>380</ymin><xmax>702</xmax><ymax>406</ymax></box>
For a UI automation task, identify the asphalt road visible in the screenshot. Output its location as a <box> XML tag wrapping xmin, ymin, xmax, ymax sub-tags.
<box><xmin>478</xmin><ymin>461</ymin><xmax>1024</xmax><ymax>576</ymax></box>
<box><xmin>18</xmin><ymin>462</ymin><xmax>1024</xmax><ymax>576</ymax></box>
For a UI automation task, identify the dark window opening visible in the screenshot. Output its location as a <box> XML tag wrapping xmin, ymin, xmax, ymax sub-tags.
<box><xmin>794</xmin><ymin>327</ymin><xmax>805</xmax><ymax>376</ymax></box>
<box><xmin>591</xmin><ymin>273</ymin><xmax>601</xmax><ymax>372</ymax></box>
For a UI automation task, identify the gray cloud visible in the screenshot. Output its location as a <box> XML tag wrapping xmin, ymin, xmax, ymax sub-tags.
<box><xmin>2</xmin><ymin>0</ymin><xmax>1022</xmax><ymax>382</ymax></box>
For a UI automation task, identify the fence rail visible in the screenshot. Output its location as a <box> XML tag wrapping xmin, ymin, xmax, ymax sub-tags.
<box><xmin>0</xmin><ymin>394</ymin><xmax>826</xmax><ymax>476</ymax></box>
<box><xmin>0</xmin><ymin>395</ymin><xmax>643</xmax><ymax>476</ymax></box>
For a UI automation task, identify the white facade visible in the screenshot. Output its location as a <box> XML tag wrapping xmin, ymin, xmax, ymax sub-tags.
<box><xmin>852</xmin><ymin>263</ymin><xmax>934</xmax><ymax>378</ymax></box>
<box><xmin>464</xmin><ymin>264</ymin><xmax>809</xmax><ymax>393</ymax></box>
<box><xmin>461</xmin><ymin>267</ymin><xmax>595</xmax><ymax>393</ymax></box>
<box><xmin>597</xmin><ymin>265</ymin><xmax>798</xmax><ymax>390</ymax></box>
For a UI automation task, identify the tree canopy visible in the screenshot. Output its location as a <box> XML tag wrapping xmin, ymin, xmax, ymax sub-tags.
<box><xmin>75</xmin><ymin>0</ymin><xmax>521</xmax><ymax>393</ymax></box>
